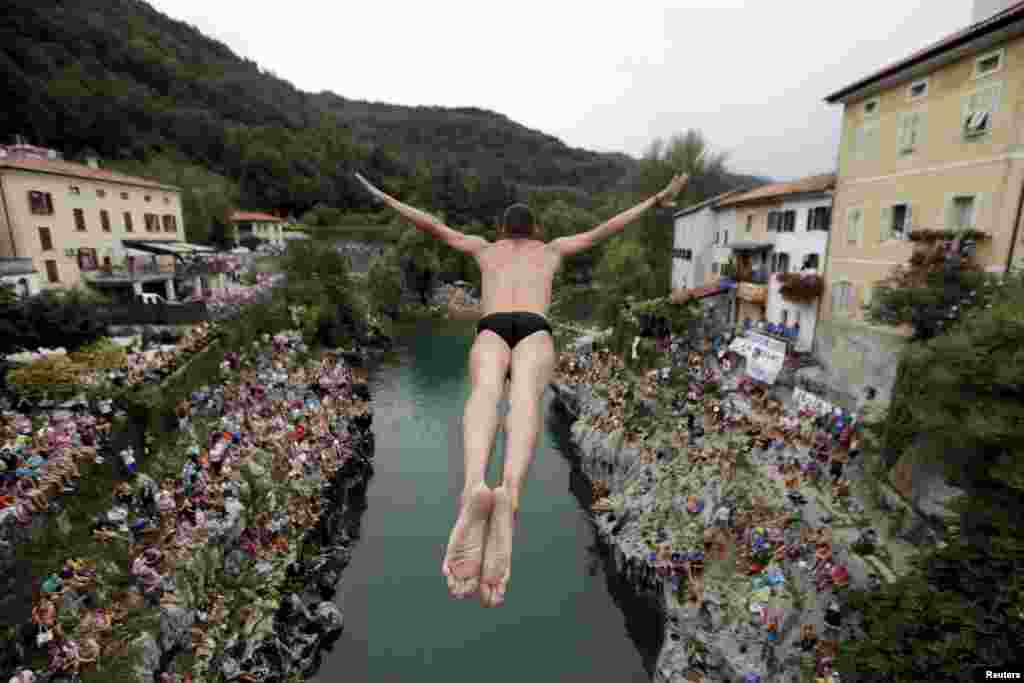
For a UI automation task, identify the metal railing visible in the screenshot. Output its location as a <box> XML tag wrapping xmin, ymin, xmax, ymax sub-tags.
<box><xmin>736</xmin><ymin>269</ymin><xmax>770</xmax><ymax>284</ymax></box>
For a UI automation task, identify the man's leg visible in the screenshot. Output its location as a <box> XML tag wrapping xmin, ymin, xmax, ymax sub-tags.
<box><xmin>443</xmin><ymin>330</ymin><xmax>510</xmax><ymax>599</ymax></box>
<box><xmin>480</xmin><ymin>331</ymin><xmax>555</xmax><ymax>607</ymax></box>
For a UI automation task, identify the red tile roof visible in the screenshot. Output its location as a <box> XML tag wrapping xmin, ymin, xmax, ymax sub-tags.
<box><xmin>671</xmin><ymin>283</ymin><xmax>730</xmax><ymax>304</ymax></box>
<box><xmin>231</xmin><ymin>211</ymin><xmax>283</xmax><ymax>223</ymax></box>
<box><xmin>825</xmin><ymin>1</ymin><xmax>1024</xmax><ymax>103</ymax></box>
<box><xmin>716</xmin><ymin>174</ymin><xmax>836</xmax><ymax>208</ymax></box>
<box><xmin>0</xmin><ymin>158</ymin><xmax>179</xmax><ymax>191</ymax></box>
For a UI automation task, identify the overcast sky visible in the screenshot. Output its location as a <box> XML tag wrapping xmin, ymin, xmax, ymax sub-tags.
<box><xmin>148</xmin><ymin>0</ymin><xmax>973</xmax><ymax>181</ymax></box>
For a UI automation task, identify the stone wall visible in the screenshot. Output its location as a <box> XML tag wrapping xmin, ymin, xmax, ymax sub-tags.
<box><xmin>811</xmin><ymin>319</ymin><xmax>911</xmax><ymax>411</ymax></box>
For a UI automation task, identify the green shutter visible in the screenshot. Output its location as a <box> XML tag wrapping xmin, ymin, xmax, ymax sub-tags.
<box><xmin>880</xmin><ymin>206</ymin><xmax>892</xmax><ymax>243</ymax></box>
<box><xmin>974</xmin><ymin>193</ymin><xmax>986</xmax><ymax>232</ymax></box>
<box><xmin>945</xmin><ymin>197</ymin><xmax>956</xmax><ymax>231</ymax></box>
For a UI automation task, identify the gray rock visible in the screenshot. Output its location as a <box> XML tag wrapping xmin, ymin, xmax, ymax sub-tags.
<box><xmin>225</xmin><ymin>549</ymin><xmax>248</xmax><ymax>577</ymax></box>
<box><xmin>132</xmin><ymin>632</ymin><xmax>161</xmax><ymax>682</ymax></box>
<box><xmin>314</xmin><ymin>601</ymin><xmax>344</xmax><ymax>633</ymax></box>
<box><xmin>220</xmin><ymin>655</ymin><xmax>241</xmax><ymax>680</ymax></box>
<box><xmin>159</xmin><ymin>606</ymin><xmax>195</xmax><ymax>653</ymax></box>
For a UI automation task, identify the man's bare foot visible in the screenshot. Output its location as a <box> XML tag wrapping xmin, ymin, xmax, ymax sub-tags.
<box><xmin>442</xmin><ymin>483</ymin><xmax>495</xmax><ymax>599</ymax></box>
<box><xmin>480</xmin><ymin>486</ymin><xmax>515</xmax><ymax>608</ymax></box>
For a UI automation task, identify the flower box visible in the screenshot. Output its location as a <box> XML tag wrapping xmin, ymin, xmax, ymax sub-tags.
<box><xmin>778</xmin><ymin>273</ymin><xmax>824</xmax><ymax>303</ymax></box>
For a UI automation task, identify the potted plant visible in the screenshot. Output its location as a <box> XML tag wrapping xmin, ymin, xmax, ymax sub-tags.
<box><xmin>778</xmin><ymin>273</ymin><xmax>824</xmax><ymax>303</ymax></box>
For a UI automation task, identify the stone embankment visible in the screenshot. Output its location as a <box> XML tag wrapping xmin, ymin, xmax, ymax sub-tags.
<box><xmin>548</xmin><ymin>327</ymin><xmax>942</xmax><ymax>683</ymax></box>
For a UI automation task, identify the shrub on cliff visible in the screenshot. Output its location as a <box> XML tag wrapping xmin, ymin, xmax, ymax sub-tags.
<box><xmin>837</xmin><ymin>270</ymin><xmax>1024</xmax><ymax>682</ymax></box>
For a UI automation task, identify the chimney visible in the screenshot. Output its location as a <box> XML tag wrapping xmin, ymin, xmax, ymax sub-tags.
<box><xmin>972</xmin><ymin>0</ymin><xmax>1017</xmax><ymax>23</ymax></box>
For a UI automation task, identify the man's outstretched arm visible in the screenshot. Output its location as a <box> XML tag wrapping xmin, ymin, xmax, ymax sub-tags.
<box><xmin>354</xmin><ymin>173</ymin><xmax>488</xmax><ymax>255</ymax></box>
<box><xmin>551</xmin><ymin>173</ymin><xmax>689</xmax><ymax>258</ymax></box>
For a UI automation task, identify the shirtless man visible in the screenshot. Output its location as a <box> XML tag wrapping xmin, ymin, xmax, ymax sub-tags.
<box><xmin>355</xmin><ymin>170</ymin><xmax>689</xmax><ymax>607</ymax></box>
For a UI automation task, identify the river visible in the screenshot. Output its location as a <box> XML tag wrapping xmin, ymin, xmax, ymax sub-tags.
<box><xmin>313</xmin><ymin>315</ymin><xmax>656</xmax><ymax>682</ymax></box>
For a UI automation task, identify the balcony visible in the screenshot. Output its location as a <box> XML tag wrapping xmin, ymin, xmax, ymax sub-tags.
<box><xmin>81</xmin><ymin>261</ymin><xmax>179</xmax><ymax>285</ymax></box>
<box><xmin>736</xmin><ymin>268</ymin><xmax>770</xmax><ymax>285</ymax></box>
<box><xmin>736</xmin><ymin>281</ymin><xmax>768</xmax><ymax>304</ymax></box>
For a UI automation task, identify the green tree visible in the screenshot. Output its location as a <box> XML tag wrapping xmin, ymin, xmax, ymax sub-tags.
<box><xmin>838</xmin><ymin>269</ymin><xmax>1024</xmax><ymax>682</ymax></box>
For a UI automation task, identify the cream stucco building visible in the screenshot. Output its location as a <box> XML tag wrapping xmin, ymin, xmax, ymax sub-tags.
<box><xmin>0</xmin><ymin>143</ymin><xmax>189</xmax><ymax>300</ymax></box>
<box><xmin>821</xmin><ymin>3</ymin><xmax>1024</xmax><ymax>324</ymax></box>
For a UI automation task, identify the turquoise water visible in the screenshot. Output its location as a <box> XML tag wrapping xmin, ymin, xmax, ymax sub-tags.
<box><xmin>313</xmin><ymin>316</ymin><xmax>653</xmax><ymax>682</ymax></box>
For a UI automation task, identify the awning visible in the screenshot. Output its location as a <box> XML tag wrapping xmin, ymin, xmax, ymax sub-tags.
<box><xmin>122</xmin><ymin>240</ymin><xmax>217</xmax><ymax>257</ymax></box>
<box><xmin>728</xmin><ymin>242</ymin><xmax>774</xmax><ymax>252</ymax></box>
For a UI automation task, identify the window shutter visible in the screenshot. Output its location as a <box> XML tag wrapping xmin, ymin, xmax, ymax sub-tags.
<box><xmin>914</xmin><ymin>112</ymin><xmax>925</xmax><ymax>148</ymax></box>
<box><xmin>974</xmin><ymin>194</ymin><xmax>987</xmax><ymax>233</ymax></box>
<box><xmin>905</xmin><ymin>205</ymin><xmax>914</xmax><ymax>236</ymax></box>
<box><xmin>879</xmin><ymin>206</ymin><xmax>892</xmax><ymax>243</ymax></box>
<box><xmin>945</xmin><ymin>196</ymin><xmax>956</xmax><ymax>231</ymax></box>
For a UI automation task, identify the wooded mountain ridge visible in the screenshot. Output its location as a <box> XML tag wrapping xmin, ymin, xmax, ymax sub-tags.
<box><xmin>1</xmin><ymin>0</ymin><xmax>768</xmax><ymax>219</ymax></box>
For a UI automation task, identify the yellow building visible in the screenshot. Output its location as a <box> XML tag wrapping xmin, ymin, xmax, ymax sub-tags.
<box><xmin>0</xmin><ymin>143</ymin><xmax>187</xmax><ymax>300</ymax></box>
<box><xmin>811</xmin><ymin>2</ymin><xmax>1024</xmax><ymax>409</ymax></box>
<box><xmin>822</xmin><ymin>3</ymin><xmax>1024</xmax><ymax>323</ymax></box>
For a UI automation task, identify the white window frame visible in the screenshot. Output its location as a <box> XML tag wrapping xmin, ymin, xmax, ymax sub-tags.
<box><xmin>949</xmin><ymin>194</ymin><xmax>978</xmax><ymax>231</ymax></box>
<box><xmin>973</xmin><ymin>48</ymin><xmax>1005</xmax><ymax>79</ymax></box>
<box><xmin>897</xmin><ymin>110</ymin><xmax>925</xmax><ymax>156</ymax></box>
<box><xmin>962</xmin><ymin>82</ymin><xmax>1002</xmax><ymax>140</ymax></box>
<box><xmin>881</xmin><ymin>202</ymin><xmax>912</xmax><ymax>242</ymax></box>
<box><xmin>863</xmin><ymin>97</ymin><xmax>880</xmax><ymax>119</ymax></box>
<box><xmin>907</xmin><ymin>78</ymin><xmax>929</xmax><ymax>101</ymax></box>
<box><xmin>853</xmin><ymin>121</ymin><xmax>880</xmax><ymax>162</ymax></box>
<box><xmin>831</xmin><ymin>281</ymin><xmax>854</xmax><ymax>316</ymax></box>
<box><xmin>846</xmin><ymin>207</ymin><xmax>864</xmax><ymax>247</ymax></box>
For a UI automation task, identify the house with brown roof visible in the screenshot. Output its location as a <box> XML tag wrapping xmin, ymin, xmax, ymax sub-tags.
<box><xmin>813</xmin><ymin>0</ymin><xmax>1024</xmax><ymax>406</ymax></box>
<box><xmin>0</xmin><ymin>142</ymin><xmax>190</xmax><ymax>301</ymax></box>
<box><xmin>230</xmin><ymin>211</ymin><xmax>285</xmax><ymax>247</ymax></box>
<box><xmin>709</xmin><ymin>174</ymin><xmax>835</xmax><ymax>352</ymax></box>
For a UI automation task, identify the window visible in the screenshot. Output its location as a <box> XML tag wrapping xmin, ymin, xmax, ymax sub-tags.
<box><xmin>28</xmin><ymin>191</ymin><xmax>54</xmax><ymax>215</ymax></box>
<box><xmin>121</xmin><ymin>192</ymin><xmax>129</xmax><ymax>200</ymax></box>
<box><xmin>963</xmin><ymin>83</ymin><xmax>1001</xmax><ymax>139</ymax></box>
<box><xmin>832</xmin><ymin>281</ymin><xmax>854</xmax><ymax>314</ymax></box>
<box><xmin>771</xmin><ymin>252</ymin><xmax>790</xmax><ymax>273</ymax></box>
<box><xmin>96</xmin><ymin>189</ymin><xmax>106</xmax><ymax>198</ymax></box>
<box><xmin>144</xmin><ymin>213</ymin><xmax>159</xmax><ymax>232</ymax></box>
<box><xmin>746</xmin><ymin>215</ymin><xmax>753</xmax><ymax>232</ymax></box>
<box><xmin>164</xmin><ymin>196</ymin><xmax>171</xmax><ymax>205</ymax></box>
<box><xmin>780</xmin><ymin>210</ymin><xmax>796</xmax><ymax>233</ymax></box>
<box><xmin>124</xmin><ymin>212</ymin><xmax>134</xmax><ymax>232</ymax></box>
<box><xmin>847</xmin><ymin>208</ymin><xmax>864</xmax><ymax>246</ymax></box>
<box><xmin>853</xmin><ymin>122</ymin><xmax>880</xmax><ymax>161</ymax></box>
<box><xmin>144</xmin><ymin>195</ymin><xmax>152</xmax><ymax>203</ymax></box>
<box><xmin>907</xmin><ymin>79</ymin><xmax>929</xmax><ymax>100</ymax></box>
<box><xmin>73</xmin><ymin>208</ymin><xmax>86</xmax><ymax>232</ymax></box>
<box><xmin>808</xmin><ymin>206</ymin><xmax>832</xmax><ymax>231</ymax></box>
<box><xmin>77</xmin><ymin>248</ymin><xmax>98</xmax><ymax>272</ymax></box>
<box><xmin>38</xmin><ymin>227</ymin><xmax>53</xmax><ymax>251</ymax></box>
<box><xmin>714</xmin><ymin>231</ymin><xmax>720</xmax><ymax>245</ymax></box>
<box><xmin>803</xmin><ymin>253</ymin><xmax>820</xmax><ymax>270</ymax></box>
<box><xmin>100</xmin><ymin>209</ymin><xmax>111</xmax><ymax>232</ymax></box>
<box><xmin>898</xmin><ymin>112</ymin><xmax>925</xmax><ymax>154</ymax></box>
<box><xmin>974</xmin><ymin>49</ymin><xmax>1004</xmax><ymax>78</ymax></box>
<box><xmin>723</xmin><ymin>230</ymin><xmax>729</xmax><ymax>246</ymax></box>
<box><xmin>45</xmin><ymin>260</ymin><xmax>59</xmax><ymax>283</ymax></box>
<box><xmin>863</xmin><ymin>98</ymin><xmax>880</xmax><ymax>118</ymax></box>
<box><xmin>69</xmin><ymin>185</ymin><xmax>81</xmax><ymax>195</ymax></box>
<box><xmin>950</xmin><ymin>196</ymin><xmax>976</xmax><ymax>230</ymax></box>
<box><xmin>781</xmin><ymin>309</ymin><xmax>789</xmax><ymax>326</ymax></box>
<box><xmin>162</xmin><ymin>214</ymin><xmax>177</xmax><ymax>232</ymax></box>
<box><xmin>712</xmin><ymin>263</ymin><xmax>719</xmax><ymax>274</ymax></box>
<box><xmin>881</xmin><ymin>204</ymin><xmax>911</xmax><ymax>242</ymax></box>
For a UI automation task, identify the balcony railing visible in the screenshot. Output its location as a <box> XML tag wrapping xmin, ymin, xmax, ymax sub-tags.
<box><xmin>736</xmin><ymin>269</ymin><xmax>770</xmax><ymax>284</ymax></box>
<box><xmin>82</xmin><ymin>261</ymin><xmax>179</xmax><ymax>283</ymax></box>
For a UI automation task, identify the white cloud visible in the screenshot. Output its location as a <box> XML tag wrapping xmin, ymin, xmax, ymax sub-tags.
<box><xmin>146</xmin><ymin>0</ymin><xmax>972</xmax><ymax>180</ymax></box>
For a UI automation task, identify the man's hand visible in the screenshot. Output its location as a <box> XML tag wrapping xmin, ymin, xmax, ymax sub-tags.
<box><xmin>354</xmin><ymin>172</ymin><xmax>390</xmax><ymax>204</ymax></box>
<box><xmin>655</xmin><ymin>173</ymin><xmax>690</xmax><ymax>208</ymax></box>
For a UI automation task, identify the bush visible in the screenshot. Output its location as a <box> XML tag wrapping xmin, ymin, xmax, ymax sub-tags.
<box><xmin>0</xmin><ymin>289</ymin><xmax>109</xmax><ymax>355</ymax></box>
<box><xmin>366</xmin><ymin>250</ymin><xmax>404</xmax><ymax>318</ymax></box>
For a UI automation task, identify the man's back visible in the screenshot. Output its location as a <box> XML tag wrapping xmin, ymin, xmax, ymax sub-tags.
<box><xmin>475</xmin><ymin>239</ymin><xmax>561</xmax><ymax>317</ymax></box>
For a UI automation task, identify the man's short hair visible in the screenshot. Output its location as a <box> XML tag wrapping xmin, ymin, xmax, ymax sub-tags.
<box><xmin>501</xmin><ymin>203</ymin><xmax>537</xmax><ymax>239</ymax></box>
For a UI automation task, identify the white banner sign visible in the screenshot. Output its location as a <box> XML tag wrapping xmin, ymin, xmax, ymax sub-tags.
<box><xmin>793</xmin><ymin>387</ymin><xmax>834</xmax><ymax>416</ymax></box>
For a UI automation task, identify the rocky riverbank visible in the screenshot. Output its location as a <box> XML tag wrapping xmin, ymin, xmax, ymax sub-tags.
<box><xmin>1</xmin><ymin>331</ymin><xmax>382</xmax><ymax>683</ymax></box>
<box><xmin>548</xmin><ymin>326</ymin><xmax>938</xmax><ymax>683</ymax></box>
